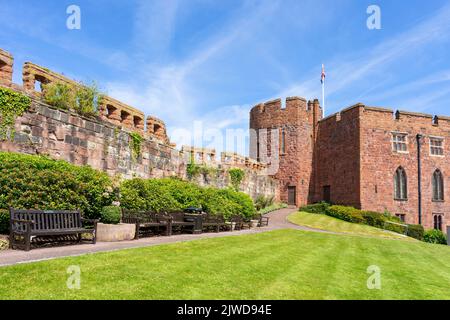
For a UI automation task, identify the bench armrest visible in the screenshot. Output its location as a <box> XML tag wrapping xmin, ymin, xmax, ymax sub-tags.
<box><xmin>10</xmin><ymin>219</ymin><xmax>34</xmax><ymax>233</ymax></box>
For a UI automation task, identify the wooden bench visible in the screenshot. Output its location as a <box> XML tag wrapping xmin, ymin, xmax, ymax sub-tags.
<box><xmin>230</xmin><ymin>215</ymin><xmax>251</xmax><ymax>231</ymax></box>
<box><xmin>254</xmin><ymin>214</ymin><xmax>270</xmax><ymax>227</ymax></box>
<box><xmin>9</xmin><ymin>208</ymin><xmax>98</xmax><ymax>251</ymax></box>
<box><xmin>202</xmin><ymin>214</ymin><xmax>231</xmax><ymax>233</ymax></box>
<box><xmin>121</xmin><ymin>209</ymin><xmax>170</xmax><ymax>239</ymax></box>
<box><xmin>168</xmin><ymin>212</ymin><xmax>203</xmax><ymax>235</ymax></box>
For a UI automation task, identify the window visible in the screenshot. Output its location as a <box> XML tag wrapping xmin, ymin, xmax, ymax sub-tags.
<box><xmin>392</xmin><ymin>133</ymin><xmax>408</xmax><ymax>152</ymax></box>
<box><xmin>433</xmin><ymin>214</ymin><xmax>443</xmax><ymax>231</ymax></box>
<box><xmin>432</xmin><ymin>169</ymin><xmax>444</xmax><ymax>201</ymax></box>
<box><xmin>280</xmin><ymin>128</ymin><xmax>286</xmax><ymax>155</ymax></box>
<box><xmin>430</xmin><ymin>137</ymin><xmax>444</xmax><ymax>156</ymax></box>
<box><xmin>394</xmin><ymin>167</ymin><xmax>408</xmax><ymax>200</ymax></box>
<box><xmin>395</xmin><ymin>214</ymin><xmax>406</xmax><ymax>223</ymax></box>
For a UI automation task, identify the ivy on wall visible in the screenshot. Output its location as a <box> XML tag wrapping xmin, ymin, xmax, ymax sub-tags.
<box><xmin>229</xmin><ymin>168</ymin><xmax>245</xmax><ymax>191</ymax></box>
<box><xmin>129</xmin><ymin>132</ymin><xmax>144</xmax><ymax>160</ymax></box>
<box><xmin>0</xmin><ymin>87</ymin><xmax>32</xmax><ymax>141</ymax></box>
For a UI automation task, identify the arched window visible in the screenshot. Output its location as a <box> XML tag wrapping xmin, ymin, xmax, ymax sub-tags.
<box><xmin>432</xmin><ymin>169</ymin><xmax>444</xmax><ymax>201</ymax></box>
<box><xmin>433</xmin><ymin>214</ymin><xmax>443</xmax><ymax>231</ymax></box>
<box><xmin>394</xmin><ymin>167</ymin><xmax>407</xmax><ymax>200</ymax></box>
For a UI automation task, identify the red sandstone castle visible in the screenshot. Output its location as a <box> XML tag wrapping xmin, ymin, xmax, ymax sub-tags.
<box><xmin>250</xmin><ymin>97</ymin><xmax>448</xmax><ymax>233</ymax></box>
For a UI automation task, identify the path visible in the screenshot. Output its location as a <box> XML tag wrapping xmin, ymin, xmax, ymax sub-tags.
<box><xmin>0</xmin><ymin>207</ymin><xmax>325</xmax><ymax>267</ymax></box>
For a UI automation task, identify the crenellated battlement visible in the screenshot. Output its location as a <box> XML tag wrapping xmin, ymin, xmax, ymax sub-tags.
<box><xmin>0</xmin><ymin>48</ymin><xmax>170</xmax><ymax>143</ymax></box>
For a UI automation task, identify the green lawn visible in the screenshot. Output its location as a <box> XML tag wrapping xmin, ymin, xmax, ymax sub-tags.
<box><xmin>289</xmin><ymin>212</ymin><xmax>414</xmax><ymax>241</ymax></box>
<box><xmin>0</xmin><ymin>229</ymin><xmax>449</xmax><ymax>300</ymax></box>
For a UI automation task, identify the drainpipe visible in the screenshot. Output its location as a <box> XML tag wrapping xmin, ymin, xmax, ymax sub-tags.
<box><xmin>416</xmin><ymin>134</ymin><xmax>423</xmax><ymax>225</ymax></box>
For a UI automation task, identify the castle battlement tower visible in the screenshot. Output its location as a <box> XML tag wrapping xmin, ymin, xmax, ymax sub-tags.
<box><xmin>249</xmin><ymin>97</ymin><xmax>322</xmax><ymax>206</ymax></box>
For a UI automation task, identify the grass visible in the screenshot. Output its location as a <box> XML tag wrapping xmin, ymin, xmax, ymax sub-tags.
<box><xmin>0</xmin><ymin>229</ymin><xmax>449</xmax><ymax>300</ymax></box>
<box><xmin>288</xmin><ymin>212</ymin><xmax>415</xmax><ymax>241</ymax></box>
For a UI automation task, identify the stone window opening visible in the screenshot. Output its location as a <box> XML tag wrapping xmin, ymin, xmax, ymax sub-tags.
<box><xmin>133</xmin><ymin>116</ymin><xmax>143</xmax><ymax>128</ymax></box>
<box><xmin>432</xmin><ymin>169</ymin><xmax>444</xmax><ymax>201</ymax></box>
<box><xmin>280</xmin><ymin>128</ymin><xmax>286</xmax><ymax>155</ymax></box>
<box><xmin>394</xmin><ymin>167</ymin><xmax>407</xmax><ymax>200</ymax></box>
<box><xmin>154</xmin><ymin>124</ymin><xmax>163</xmax><ymax>135</ymax></box>
<box><xmin>120</xmin><ymin>110</ymin><xmax>130</xmax><ymax>124</ymax></box>
<box><xmin>392</xmin><ymin>133</ymin><xmax>408</xmax><ymax>153</ymax></box>
<box><xmin>0</xmin><ymin>59</ymin><xmax>6</xmax><ymax>74</ymax></box>
<box><xmin>433</xmin><ymin>214</ymin><xmax>443</xmax><ymax>231</ymax></box>
<box><xmin>106</xmin><ymin>105</ymin><xmax>117</xmax><ymax>119</ymax></box>
<box><xmin>430</xmin><ymin>137</ymin><xmax>444</xmax><ymax>156</ymax></box>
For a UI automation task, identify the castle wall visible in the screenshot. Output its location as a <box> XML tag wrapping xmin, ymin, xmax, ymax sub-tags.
<box><xmin>359</xmin><ymin>107</ymin><xmax>450</xmax><ymax>231</ymax></box>
<box><xmin>313</xmin><ymin>105</ymin><xmax>362</xmax><ymax>207</ymax></box>
<box><xmin>0</xmin><ymin>48</ymin><xmax>277</xmax><ymax>201</ymax></box>
<box><xmin>250</xmin><ymin>97</ymin><xmax>321</xmax><ymax>206</ymax></box>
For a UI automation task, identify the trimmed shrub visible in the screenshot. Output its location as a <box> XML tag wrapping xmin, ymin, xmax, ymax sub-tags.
<box><xmin>0</xmin><ymin>209</ymin><xmax>9</xmax><ymax>235</ymax></box>
<box><xmin>120</xmin><ymin>178</ymin><xmax>256</xmax><ymax>219</ymax></box>
<box><xmin>120</xmin><ymin>178</ymin><xmax>181</xmax><ymax>213</ymax></box>
<box><xmin>259</xmin><ymin>203</ymin><xmax>288</xmax><ymax>215</ymax></box>
<box><xmin>326</xmin><ymin>205</ymin><xmax>365</xmax><ymax>224</ymax></box>
<box><xmin>0</xmin><ymin>152</ymin><xmax>115</xmax><ymax>220</ymax></box>
<box><xmin>423</xmin><ymin>229</ymin><xmax>447</xmax><ymax>245</ymax></box>
<box><xmin>407</xmin><ymin>224</ymin><xmax>425</xmax><ymax>241</ymax></box>
<box><xmin>300</xmin><ymin>202</ymin><xmax>330</xmax><ymax>214</ymax></box>
<box><xmin>362</xmin><ymin>211</ymin><xmax>387</xmax><ymax>228</ymax></box>
<box><xmin>100</xmin><ymin>206</ymin><xmax>121</xmax><ymax>225</ymax></box>
<box><xmin>384</xmin><ymin>221</ymin><xmax>408</xmax><ymax>235</ymax></box>
<box><xmin>255</xmin><ymin>195</ymin><xmax>275</xmax><ymax>211</ymax></box>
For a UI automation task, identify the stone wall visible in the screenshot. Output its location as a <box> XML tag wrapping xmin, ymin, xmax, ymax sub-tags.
<box><xmin>0</xmin><ymin>48</ymin><xmax>278</xmax><ymax>201</ymax></box>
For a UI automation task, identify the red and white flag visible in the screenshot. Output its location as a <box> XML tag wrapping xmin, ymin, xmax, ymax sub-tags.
<box><xmin>321</xmin><ymin>64</ymin><xmax>326</xmax><ymax>84</ymax></box>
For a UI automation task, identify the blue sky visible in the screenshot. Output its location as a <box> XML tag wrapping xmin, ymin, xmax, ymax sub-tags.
<box><xmin>1</xmin><ymin>0</ymin><xmax>450</xmax><ymax>154</ymax></box>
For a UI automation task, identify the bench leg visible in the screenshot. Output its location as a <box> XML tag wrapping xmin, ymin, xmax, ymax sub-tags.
<box><xmin>25</xmin><ymin>235</ymin><xmax>31</xmax><ymax>252</ymax></box>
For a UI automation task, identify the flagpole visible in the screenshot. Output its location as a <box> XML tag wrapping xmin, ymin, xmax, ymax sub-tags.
<box><xmin>322</xmin><ymin>78</ymin><xmax>325</xmax><ymax>117</ymax></box>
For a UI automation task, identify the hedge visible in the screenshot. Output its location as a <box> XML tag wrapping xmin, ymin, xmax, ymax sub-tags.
<box><xmin>0</xmin><ymin>209</ymin><xmax>8</xmax><ymax>235</ymax></box>
<box><xmin>423</xmin><ymin>229</ymin><xmax>447</xmax><ymax>245</ymax></box>
<box><xmin>326</xmin><ymin>205</ymin><xmax>365</xmax><ymax>224</ymax></box>
<box><xmin>406</xmin><ymin>224</ymin><xmax>425</xmax><ymax>241</ymax></box>
<box><xmin>0</xmin><ymin>152</ymin><xmax>115</xmax><ymax>224</ymax></box>
<box><xmin>299</xmin><ymin>202</ymin><xmax>330</xmax><ymax>214</ymax></box>
<box><xmin>120</xmin><ymin>178</ymin><xmax>256</xmax><ymax>219</ymax></box>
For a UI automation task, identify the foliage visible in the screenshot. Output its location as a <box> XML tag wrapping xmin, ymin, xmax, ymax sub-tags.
<box><xmin>0</xmin><ymin>209</ymin><xmax>8</xmax><ymax>235</ymax></box>
<box><xmin>129</xmin><ymin>132</ymin><xmax>144</xmax><ymax>160</ymax></box>
<box><xmin>0</xmin><ymin>238</ymin><xmax>7</xmax><ymax>251</ymax></box>
<box><xmin>0</xmin><ymin>152</ymin><xmax>115</xmax><ymax>220</ymax></box>
<box><xmin>120</xmin><ymin>178</ymin><xmax>255</xmax><ymax>219</ymax></box>
<box><xmin>100</xmin><ymin>206</ymin><xmax>121</xmax><ymax>225</ymax></box>
<box><xmin>42</xmin><ymin>82</ymin><xmax>75</xmax><ymax>111</ymax></box>
<box><xmin>383</xmin><ymin>221</ymin><xmax>408</xmax><ymax>235</ymax></box>
<box><xmin>423</xmin><ymin>229</ymin><xmax>447</xmax><ymax>245</ymax></box>
<box><xmin>299</xmin><ymin>202</ymin><xmax>330</xmax><ymax>214</ymax></box>
<box><xmin>0</xmin><ymin>87</ymin><xmax>31</xmax><ymax>140</ymax></box>
<box><xmin>258</xmin><ymin>203</ymin><xmax>288</xmax><ymax>215</ymax></box>
<box><xmin>406</xmin><ymin>224</ymin><xmax>425</xmax><ymax>241</ymax></box>
<box><xmin>326</xmin><ymin>205</ymin><xmax>365</xmax><ymax>224</ymax></box>
<box><xmin>255</xmin><ymin>195</ymin><xmax>275</xmax><ymax>211</ymax></box>
<box><xmin>42</xmin><ymin>81</ymin><xmax>102</xmax><ymax>117</ymax></box>
<box><xmin>229</xmin><ymin>168</ymin><xmax>245</xmax><ymax>191</ymax></box>
<box><xmin>361</xmin><ymin>211</ymin><xmax>387</xmax><ymax>229</ymax></box>
<box><xmin>186</xmin><ymin>163</ymin><xmax>201</xmax><ymax>180</ymax></box>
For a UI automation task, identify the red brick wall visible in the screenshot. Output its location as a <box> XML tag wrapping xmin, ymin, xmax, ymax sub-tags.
<box><xmin>313</xmin><ymin>105</ymin><xmax>362</xmax><ymax>207</ymax></box>
<box><xmin>250</xmin><ymin>97</ymin><xmax>321</xmax><ymax>206</ymax></box>
<box><xmin>359</xmin><ymin>108</ymin><xmax>450</xmax><ymax>232</ymax></box>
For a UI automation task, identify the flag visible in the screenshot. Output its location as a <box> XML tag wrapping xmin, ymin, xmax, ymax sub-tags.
<box><xmin>321</xmin><ymin>64</ymin><xmax>326</xmax><ymax>84</ymax></box>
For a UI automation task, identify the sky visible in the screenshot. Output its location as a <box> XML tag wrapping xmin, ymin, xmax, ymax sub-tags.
<box><xmin>1</xmin><ymin>0</ymin><xmax>450</xmax><ymax>155</ymax></box>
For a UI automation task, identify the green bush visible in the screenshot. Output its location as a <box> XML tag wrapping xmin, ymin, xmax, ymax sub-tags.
<box><xmin>228</xmin><ymin>168</ymin><xmax>245</xmax><ymax>191</ymax></box>
<box><xmin>362</xmin><ymin>211</ymin><xmax>387</xmax><ymax>228</ymax></box>
<box><xmin>255</xmin><ymin>195</ymin><xmax>275</xmax><ymax>211</ymax></box>
<box><xmin>43</xmin><ymin>82</ymin><xmax>76</xmax><ymax>111</ymax></box>
<box><xmin>407</xmin><ymin>224</ymin><xmax>425</xmax><ymax>241</ymax></box>
<box><xmin>300</xmin><ymin>202</ymin><xmax>330</xmax><ymax>214</ymax></box>
<box><xmin>120</xmin><ymin>178</ymin><xmax>181</xmax><ymax>213</ymax></box>
<box><xmin>120</xmin><ymin>178</ymin><xmax>255</xmax><ymax>219</ymax></box>
<box><xmin>259</xmin><ymin>203</ymin><xmax>288</xmax><ymax>215</ymax></box>
<box><xmin>0</xmin><ymin>152</ymin><xmax>115</xmax><ymax>220</ymax></box>
<box><xmin>326</xmin><ymin>205</ymin><xmax>365</xmax><ymax>224</ymax></box>
<box><xmin>423</xmin><ymin>229</ymin><xmax>447</xmax><ymax>245</ymax></box>
<box><xmin>0</xmin><ymin>87</ymin><xmax>32</xmax><ymax>140</ymax></box>
<box><xmin>0</xmin><ymin>209</ymin><xmax>9</xmax><ymax>235</ymax></box>
<box><xmin>100</xmin><ymin>206</ymin><xmax>121</xmax><ymax>225</ymax></box>
<box><xmin>384</xmin><ymin>221</ymin><xmax>408</xmax><ymax>235</ymax></box>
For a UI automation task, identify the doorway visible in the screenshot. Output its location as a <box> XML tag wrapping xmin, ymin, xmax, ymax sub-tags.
<box><xmin>323</xmin><ymin>186</ymin><xmax>331</xmax><ymax>203</ymax></box>
<box><xmin>288</xmin><ymin>186</ymin><xmax>297</xmax><ymax>206</ymax></box>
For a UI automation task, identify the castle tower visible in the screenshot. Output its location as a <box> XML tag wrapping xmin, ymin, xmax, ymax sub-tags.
<box><xmin>249</xmin><ymin>97</ymin><xmax>322</xmax><ymax>206</ymax></box>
